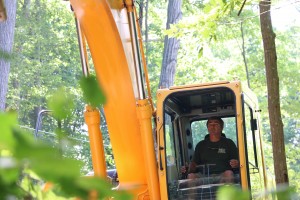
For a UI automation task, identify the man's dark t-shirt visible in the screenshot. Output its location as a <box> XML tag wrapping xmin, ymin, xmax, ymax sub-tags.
<box><xmin>192</xmin><ymin>137</ymin><xmax>238</xmax><ymax>174</ymax></box>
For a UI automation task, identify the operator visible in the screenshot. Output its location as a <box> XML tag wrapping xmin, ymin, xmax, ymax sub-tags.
<box><xmin>181</xmin><ymin>117</ymin><xmax>239</xmax><ymax>183</ymax></box>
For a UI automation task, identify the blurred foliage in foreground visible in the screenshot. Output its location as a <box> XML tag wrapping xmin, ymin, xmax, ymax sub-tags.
<box><xmin>217</xmin><ymin>184</ymin><xmax>298</xmax><ymax>200</ymax></box>
<box><xmin>0</xmin><ymin>76</ymin><xmax>131</xmax><ymax>199</ymax></box>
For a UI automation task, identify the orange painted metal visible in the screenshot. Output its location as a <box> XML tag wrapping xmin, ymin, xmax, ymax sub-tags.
<box><xmin>137</xmin><ymin>99</ymin><xmax>160</xmax><ymax>199</ymax></box>
<box><xmin>84</xmin><ymin>105</ymin><xmax>107</xmax><ymax>177</ymax></box>
<box><xmin>70</xmin><ymin>0</ymin><xmax>150</xmax><ymax>197</ymax></box>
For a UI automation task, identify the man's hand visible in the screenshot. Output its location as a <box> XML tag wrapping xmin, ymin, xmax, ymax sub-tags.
<box><xmin>229</xmin><ymin>159</ymin><xmax>239</xmax><ymax>168</ymax></box>
<box><xmin>181</xmin><ymin>161</ymin><xmax>198</xmax><ymax>174</ymax></box>
<box><xmin>181</xmin><ymin>166</ymin><xmax>188</xmax><ymax>174</ymax></box>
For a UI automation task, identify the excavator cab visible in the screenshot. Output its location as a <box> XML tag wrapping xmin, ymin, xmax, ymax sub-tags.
<box><xmin>156</xmin><ymin>81</ymin><xmax>267</xmax><ymax>199</ymax></box>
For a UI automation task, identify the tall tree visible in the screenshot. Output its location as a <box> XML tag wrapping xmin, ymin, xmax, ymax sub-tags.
<box><xmin>240</xmin><ymin>22</ymin><xmax>250</xmax><ymax>88</ymax></box>
<box><xmin>0</xmin><ymin>0</ymin><xmax>17</xmax><ymax>111</ymax></box>
<box><xmin>159</xmin><ymin>0</ymin><xmax>182</xmax><ymax>88</ymax></box>
<box><xmin>9</xmin><ymin>0</ymin><xmax>82</xmax><ymax>126</ymax></box>
<box><xmin>137</xmin><ymin>0</ymin><xmax>144</xmax><ymax>30</ymax></box>
<box><xmin>259</xmin><ymin>0</ymin><xmax>289</xmax><ymax>185</ymax></box>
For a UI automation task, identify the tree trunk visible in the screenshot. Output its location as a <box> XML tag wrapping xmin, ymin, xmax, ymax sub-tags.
<box><xmin>145</xmin><ymin>0</ymin><xmax>149</xmax><ymax>66</ymax></box>
<box><xmin>22</xmin><ymin>0</ymin><xmax>31</xmax><ymax>18</ymax></box>
<box><xmin>138</xmin><ymin>0</ymin><xmax>144</xmax><ymax>30</ymax></box>
<box><xmin>159</xmin><ymin>0</ymin><xmax>182</xmax><ymax>88</ymax></box>
<box><xmin>0</xmin><ymin>0</ymin><xmax>17</xmax><ymax>111</ymax></box>
<box><xmin>259</xmin><ymin>0</ymin><xmax>289</xmax><ymax>185</ymax></box>
<box><xmin>240</xmin><ymin>22</ymin><xmax>250</xmax><ymax>88</ymax></box>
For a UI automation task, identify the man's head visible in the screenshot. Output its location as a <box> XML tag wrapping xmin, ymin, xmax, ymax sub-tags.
<box><xmin>206</xmin><ymin>117</ymin><xmax>224</xmax><ymax>136</ymax></box>
<box><xmin>206</xmin><ymin>117</ymin><xmax>224</xmax><ymax>128</ymax></box>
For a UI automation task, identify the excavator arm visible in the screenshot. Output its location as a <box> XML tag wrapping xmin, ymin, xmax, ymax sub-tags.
<box><xmin>70</xmin><ymin>0</ymin><xmax>160</xmax><ymax>199</ymax></box>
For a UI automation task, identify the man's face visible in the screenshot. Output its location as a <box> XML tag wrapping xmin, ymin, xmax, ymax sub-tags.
<box><xmin>207</xmin><ymin>119</ymin><xmax>223</xmax><ymax>136</ymax></box>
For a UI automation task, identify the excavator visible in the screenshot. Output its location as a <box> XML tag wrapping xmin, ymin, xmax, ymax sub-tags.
<box><xmin>43</xmin><ymin>0</ymin><xmax>271</xmax><ymax>199</ymax></box>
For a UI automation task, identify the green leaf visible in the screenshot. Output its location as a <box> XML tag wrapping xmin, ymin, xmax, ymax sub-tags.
<box><xmin>75</xmin><ymin>176</ymin><xmax>112</xmax><ymax>196</ymax></box>
<box><xmin>216</xmin><ymin>185</ymin><xmax>250</xmax><ymax>200</ymax></box>
<box><xmin>79</xmin><ymin>75</ymin><xmax>106</xmax><ymax>107</ymax></box>
<box><xmin>47</xmin><ymin>87</ymin><xmax>74</xmax><ymax>120</ymax></box>
<box><xmin>198</xmin><ymin>46</ymin><xmax>204</xmax><ymax>58</ymax></box>
<box><xmin>74</xmin><ymin>176</ymin><xmax>132</xmax><ymax>200</ymax></box>
<box><xmin>0</xmin><ymin>181</ymin><xmax>25</xmax><ymax>199</ymax></box>
<box><xmin>0</xmin><ymin>167</ymin><xmax>20</xmax><ymax>185</ymax></box>
<box><xmin>31</xmin><ymin>158</ymin><xmax>82</xmax><ymax>182</ymax></box>
<box><xmin>19</xmin><ymin>173</ymin><xmax>44</xmax><ymax>199</ymax></box>
<box><xmin>13</xmin><ymin>129</ymin><xmax>82</xmax><ymax>181</ymax></box>
<box><xmin>0</xmin><ymin>112</ymin><xmax>18</xmax><ymax>150</ymax></box>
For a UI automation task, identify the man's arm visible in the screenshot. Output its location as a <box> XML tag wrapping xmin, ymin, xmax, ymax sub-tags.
<box><xmin>228</xmin><ymin>139</ymin><xmax>239</xmax><ymax>168</ymax></box>
<box><xmin>180</xmin><ymin>161</ymin><xmax>197</xmax><ymax>174</ymax></box>
<box><xmin>181</xmin><ymin>141</ymin><xmax>204</xmax><ymax>175</ymax></box>
<box><xmin>188</xmin><ymin>161</ymin><xmax>198</xmax><ymax>173</ymax></box>
<box><xmin>229</xmin><ymin>159</ymin><xmax>239</xmax><ymax>168</ymax></box>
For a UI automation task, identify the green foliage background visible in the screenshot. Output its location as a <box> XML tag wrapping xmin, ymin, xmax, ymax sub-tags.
<box><xmin>0</xmin><ymin>89</ymin><xmax>130</xmax><ymax>199</ymax></box>
<box><xmin>156</xmin><ymin>0</ymin><xmax>300</xmax><ymax>193</ymax></box>
<box><xmin>7</xmin><ymin>0</ymin><xmax>115</xmax><ymax>176</ymax></box>
<box><xmin>2</xmin><ymin>0</ymin><xmax>300</xmax><ymax>197</ymax></box>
